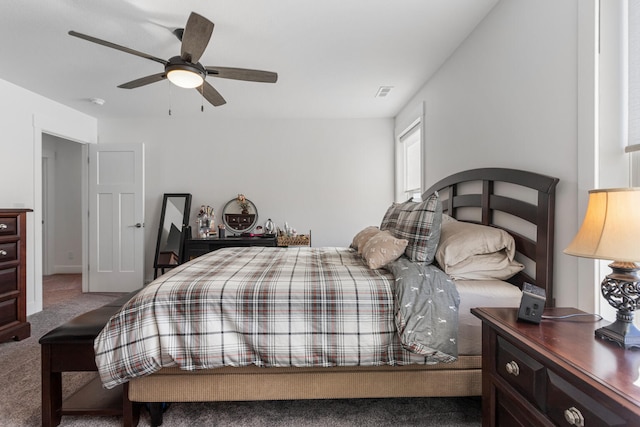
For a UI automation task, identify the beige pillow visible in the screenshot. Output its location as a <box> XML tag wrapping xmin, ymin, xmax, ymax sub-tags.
<box><xmin>443</xmin><ymin>251</ymin><xmax>524</xmax><ymax>280</ymax></box>
<box><xmin>351</xmin><ymin>226</ymin><xmax>381</xmax><ymax>254</ymax></box>
<box><xmin>361</xmin><ymin>230</ymin><xmax>408</xmax><ymax>269</ymax></box>
<box><xmin>436</xmin><ymin>220</ymin><xmax>524</xmax><ymax>280</ymax></box>
<box><xmin>441</xmin><ymin>214</ymin><xmax>456</xmax><ymax>225</ymax></box>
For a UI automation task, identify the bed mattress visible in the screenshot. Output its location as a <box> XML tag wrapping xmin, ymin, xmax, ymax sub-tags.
<box><xmin>456</xmin><ymin>279</ymin><xmax>522</xmax><ymax>354</ymax></box>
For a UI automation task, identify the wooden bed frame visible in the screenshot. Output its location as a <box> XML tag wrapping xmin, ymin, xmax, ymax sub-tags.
<box><xmin>122</xmin><ymin>168</ymin><xmax>559</xmax><ymax>426</ymax></box>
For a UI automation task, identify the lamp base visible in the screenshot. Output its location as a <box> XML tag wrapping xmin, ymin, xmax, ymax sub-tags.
<box><xmin>597</xmin><ymin>262</ymin><xmax>640</xmax><ymax>350</ymax></box>
<box><xmin>595</xmin><ymin>316</ymin><xmax>640</xmax><ymax>350</ymax></box>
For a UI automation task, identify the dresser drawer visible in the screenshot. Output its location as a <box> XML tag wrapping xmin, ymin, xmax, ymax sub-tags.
<box><xmin>0</xmin><ymin>268</ymin><xmax>17</xmax><ymax>295</ymax></box>
<box><xmin>0</xmin><ymin>217</ymin><xmax>17</xmax><ymax>237</ymax></box>
<box><xmin>224</xmin><ymin>214</ymin><xmax>256</xmax><ymax>229</ymax></box>
<box><xmin>0</xmin><ymin>242</ymin><xmax>17</xmax><ymax>263</ymax></box>
<box><xmin>0</xmin><ymin>298</ymin><xmax>18</xmax><ymax>328</ymax></box>
<box><xmin>496</xmin><ymin>389</ymin><xmax>552</xmax><ymax>427</ymax></box>
<box><xmin>496</xmin><ymin>336</ymin><xmax>546</xmax><ymax>410</ymax></box>
<box><xmin>546</xmin><ymin>371</ymin><xmax>627</xmax><ymax>427</ymax></box>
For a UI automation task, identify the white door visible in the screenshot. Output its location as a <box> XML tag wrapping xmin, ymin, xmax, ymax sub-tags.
<box><xmin>88</xmin><ymin>143</ymin><xmax>145</xmax><ymax>292</ymax></box>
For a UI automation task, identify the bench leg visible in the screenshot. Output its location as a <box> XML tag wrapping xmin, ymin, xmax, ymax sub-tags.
<box><xmin>122</xmin><ymin>383</ymin><xmax>140</xmax><ymax>427</ymax></box>
<box><xmin>148</xmin><ymin>403</ymin><xmax>165</xmax><ymax>427</ymax></box>
<box><xmin>41</xmin><ymin>344</ymin><xmax>62</xmax><ymax>427</ymax></box>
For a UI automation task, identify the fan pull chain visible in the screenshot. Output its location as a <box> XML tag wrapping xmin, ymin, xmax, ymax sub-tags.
<box><xmin>168</xmin><ymin>83</ymin><xmax>173</xmax><ymax>116</ymax></box>
<box><xmin>200</xmin><ymin>87</ymin><xmax>205</xmax><ymax>112</ymax></box>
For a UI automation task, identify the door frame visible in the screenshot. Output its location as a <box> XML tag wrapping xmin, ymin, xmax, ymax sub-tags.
<box><xmin>32</xmin><ymin>115</ymin><xmax>96</xmax><ymax>314</ymax></box>
<box><xmin>41</xmin><ymin>149</ymin><xmax>53</xmax><ymax>276</ymax></box>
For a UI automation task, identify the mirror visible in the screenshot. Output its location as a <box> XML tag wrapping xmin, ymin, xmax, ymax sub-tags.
<box><xmin>153</xmin><ymin>193</ymin><xmax>192</xmax><ymax>278</ymax></box>
<box><xmin>222</xmin><ymin>195</ymin><xmax>258</xmax><ymax>234</ymax></box>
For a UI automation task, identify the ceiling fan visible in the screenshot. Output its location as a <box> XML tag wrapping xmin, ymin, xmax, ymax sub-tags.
<box><xmin>69</xmin><ymin>12</ymin><xmax>277</xmax><ymax>107</ymax></box>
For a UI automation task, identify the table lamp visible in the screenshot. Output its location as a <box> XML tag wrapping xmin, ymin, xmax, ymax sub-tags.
<box><xmin>564</xmin><ymin>188</ymin><xmax>640</xmax><ymax>349</ymax></box>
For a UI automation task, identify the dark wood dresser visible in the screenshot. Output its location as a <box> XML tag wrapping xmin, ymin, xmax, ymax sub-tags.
<box><xmin>0</xmin><ymin>209</ymin><xmax>31</xmax><ymax>342</ymax></box>
<box><xmin>183</xmin><ymin>235</ymin><xmax>277</xmax><ymax>261</ymax></box>
<box><xmin>472</xmin><ymin>307</ymin><xmax>640</xmax><ymax>427</ymax></box>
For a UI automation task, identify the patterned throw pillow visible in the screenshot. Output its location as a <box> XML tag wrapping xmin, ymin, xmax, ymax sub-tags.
<box><xmin>380</xmin><ymin>199</ymin><xmax>417</xmax><ymax>231</ymax></box>
<box><xmin>392</xmin><ymin>192</ymin><xmax>442</xmax><ymax>263</ymax></box>
<box><xmin>361</xmin><ymin>230</ymin><xmax>408</xmax><ymax>269</ymax></box>
<box><xmin>350</xmin><ymin>226</ymin><xmax>381</xmax><ymax>254</ymax></box>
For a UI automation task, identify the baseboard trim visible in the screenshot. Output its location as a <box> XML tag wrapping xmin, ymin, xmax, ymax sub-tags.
<box><xmin>53</xmin><ymin>265</ymin><xmax>82</xmax><ymax>274</ymax></box>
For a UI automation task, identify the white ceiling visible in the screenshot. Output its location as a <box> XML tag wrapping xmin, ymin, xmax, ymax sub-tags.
<box><xmin>0</xmin><ymin>0</ymin><xmax>498</xmax><ymax>120</ymax></box>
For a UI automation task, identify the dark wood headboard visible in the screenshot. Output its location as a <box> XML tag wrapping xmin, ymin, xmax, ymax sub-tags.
<box><xmin>423</xmin><ymin>168</ymin><xmax>559</xmax><ymax>308</ymax></box>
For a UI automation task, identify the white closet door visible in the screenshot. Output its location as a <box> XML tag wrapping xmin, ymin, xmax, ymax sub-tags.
<box><xmin>88</xmin><ymin>143</ymin><xmax>145</xmax><ymax>292</ymax></box>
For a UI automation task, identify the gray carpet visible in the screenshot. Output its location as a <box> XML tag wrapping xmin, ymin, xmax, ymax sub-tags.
<box><xmin>0</xmin><ymin>292</ymin><xmax>482</xmax><ymax>427</ymax></box>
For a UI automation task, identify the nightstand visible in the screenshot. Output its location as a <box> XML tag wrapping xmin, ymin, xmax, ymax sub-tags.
<box><xmin>471</xmin><ymin>307</ymin><xmax>640</xmax><ymax>427</ymax></box>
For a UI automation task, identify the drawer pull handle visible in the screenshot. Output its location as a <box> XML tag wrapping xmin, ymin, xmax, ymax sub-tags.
<box><xmin>0</xmin><ymin>250</ymin><xmax>6</xmax><ymax>257</ymax></box>
<box><xmin>505</xmin><ymin>361</ymin><xmax>520</xmax><ymax>376</ymax></box>
<box><xmin>0</xmin><ymin>223</ymin><xmax>7</xmax><ymax>230</ymax></box>
<box><xmin>564</xmin><ymin>407</ymin><xmax>584</xmax><ymax>426</ymax></box>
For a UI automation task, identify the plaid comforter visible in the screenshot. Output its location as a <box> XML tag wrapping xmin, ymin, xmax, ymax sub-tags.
<box><xmin>95</xmin><ymin>246</ymin><xmax>455</xmax><ymax>389</ymax></box>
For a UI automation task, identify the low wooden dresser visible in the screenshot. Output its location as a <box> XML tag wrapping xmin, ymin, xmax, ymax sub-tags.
<box><xmin>472</xmin><ymin>307</ymin><xmax>640</xmax><ymax>427</ymax></box>
<box><xmin>183</xmin><ymin>235</ymin><xmax>277</xmax><ymax>261</ymax></box>
<box><xmin>0</xmin><ymin>208</ymin><xmax>31</xmax><ymax>342</ymax></box>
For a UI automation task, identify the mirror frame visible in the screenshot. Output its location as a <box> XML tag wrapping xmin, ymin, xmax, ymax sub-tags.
<box><xmin>153</xmin><ymin>193</ymin><xmax>192</xmax><ymax>277</ymax></box>
<box><xmin>222</xmin><ymin>198</ymin><xmax>259</xmax><ymax>234</ymax></box>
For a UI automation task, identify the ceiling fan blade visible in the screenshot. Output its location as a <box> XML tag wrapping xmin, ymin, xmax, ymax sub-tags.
<box><xmin>118</xmin><ymin>73</ymin><xmax>167</xmax><ymax>89</ymax></box>
<box><xmin>68</xmin><ymin>31</ymin><xmax>167</xmax><ymax>66</ymax></box>
<box><xmin>197</xmin><ymin>81</ymin><xmax>226</xmax><ymax>106</ymax></box>
<box><xmin>180</xmin><ymin>12</ymin><xmax>214</xmax><ymax>64</ymax></box>
<box><xmin>205</xmin><ymin>67</ymin><xmax>278</xmax><ymax>83</ymax></box>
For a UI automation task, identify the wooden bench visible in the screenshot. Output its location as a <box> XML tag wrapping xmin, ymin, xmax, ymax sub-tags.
<box><xmin>40</xmin><ymin>291</ymin><xmax>141</xmax><ymax>427</ymax></box>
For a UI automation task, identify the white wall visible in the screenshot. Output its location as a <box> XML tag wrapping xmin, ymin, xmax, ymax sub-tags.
<box><xmin>0</xmin><ymin>78</ymin><xmax>97</xmax><ymax>315</ymax></box>
<box><xmin>98</xmin><ymin>117</ymin><xmax>394</xmax><ymax>282</ymax></box>
<box><xmin>396</xmin><ymin>0</ymin><xmax>587</xmax><ymax>308</ymax></box>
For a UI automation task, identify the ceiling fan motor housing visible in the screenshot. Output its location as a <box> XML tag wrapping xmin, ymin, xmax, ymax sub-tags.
<box><xmin>166</xmin><ymin>56</ymin><xmax>206</xmax><ymax>78</ymax></box>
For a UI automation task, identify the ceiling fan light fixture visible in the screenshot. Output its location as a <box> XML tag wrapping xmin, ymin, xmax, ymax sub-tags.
<box><xmin>167</xmin><ymin>68</ymin><xmax>204</xmax><ymax>88</ymax></box>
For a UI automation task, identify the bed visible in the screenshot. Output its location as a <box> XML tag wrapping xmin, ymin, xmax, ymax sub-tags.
<box><xmin>105</xmin><ymin>167</ymin><xmax>558</xmax><ymax>427</ymax></box>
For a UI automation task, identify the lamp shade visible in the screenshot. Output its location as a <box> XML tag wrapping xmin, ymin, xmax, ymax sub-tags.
<box><xmin>564</xmin><ymin>188</ymin><xmax>640</xmax><ymax>262</ymax></box>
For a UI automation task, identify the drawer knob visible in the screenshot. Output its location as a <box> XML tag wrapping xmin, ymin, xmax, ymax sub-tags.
<box><xmin>0</xmin><ymin>249</ymin><xmax>6</xmax><ymax>257</ymax></box>
<box><xmin>505</xmin><ymin>361</ymin><xmax>520</xmax><ymax>376</ymax></box>
<box><xmin>564</xmin><ymin>407</ymin><xmax>584</xmax><ymax>426</ymax></box>
<box><xmin>0</xmin><ymin>223</ymin><xmax>7</xmax><ymax>230</ymax></box>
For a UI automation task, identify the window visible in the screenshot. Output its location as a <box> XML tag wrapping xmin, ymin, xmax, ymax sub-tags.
<box><xmin>629</xmin><ymin>0</ymin><xmax>640</xmax><ymax>186</ymax></box>
<box><xmin>397</xmin><ymin>120</ymin><xmax>422</xmax><ymax>201</ymax></box>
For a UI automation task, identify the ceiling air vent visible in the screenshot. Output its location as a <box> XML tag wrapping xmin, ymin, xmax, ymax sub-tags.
<box><xmin>375</xmin><ymin>86</ymin><xmax>393</xmax><ymax>98</ymax></box>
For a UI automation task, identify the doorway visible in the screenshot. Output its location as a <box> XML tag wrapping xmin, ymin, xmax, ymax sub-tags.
<box><xmin>41</xmin><ymin>134</ymin><xmax>83</xmax><ymax>296</ymax></box>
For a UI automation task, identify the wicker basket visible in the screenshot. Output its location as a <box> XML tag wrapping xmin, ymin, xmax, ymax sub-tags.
<box><xmin>277</xmin><ymin>235</ymin><xmax>311</xmax><ymax>247</ymax></box>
